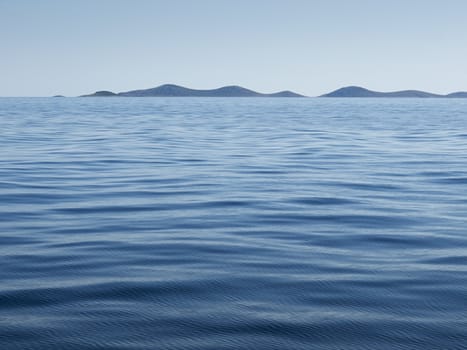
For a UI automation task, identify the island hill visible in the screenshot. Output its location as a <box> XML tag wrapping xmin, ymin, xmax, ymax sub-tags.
<box><xmin>81</xmin><ymin>84</ymin><xmax>304</xmax><ymax>97</ymax></box>
<box><xmin>320</xmin><ymin>86</ymin><xmax>467</xmax><ymax>98</ymax></box>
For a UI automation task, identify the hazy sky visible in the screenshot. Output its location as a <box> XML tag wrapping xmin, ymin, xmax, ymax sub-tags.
<box><xmin>1</xmin><ymin>0</ymin><xmax>467</xmax><ymax>96</ymax></box>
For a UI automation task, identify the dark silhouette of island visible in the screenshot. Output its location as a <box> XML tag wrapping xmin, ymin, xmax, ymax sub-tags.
<box><xmin>86</xmin><ymin>91</ymin><xmax>117</xmax><ymax>97</ymax></box>
<box><xmin>446</xmin><ymin>91</ymin><xmax>467</xmax><ymax>98</ymax></box>
<box><xmin>78</xmin><ymin>84</ymin><xmax>467</xmax><ymax>98</ymax></box>
<box><xmin>320</xmin><ymin>86</ymin><xmax>467</xmax><ymax>98</ymax></box>
<box><xmin>81</xmin><ymin>84</ymin><xmax>304</xmax><ymax>97</ymax></box>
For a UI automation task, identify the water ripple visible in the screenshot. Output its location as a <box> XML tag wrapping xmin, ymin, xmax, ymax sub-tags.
<box><xmin>1</xmin><ymin>97</ymin><xmax>467</xmax><ymax>349</ymax></box>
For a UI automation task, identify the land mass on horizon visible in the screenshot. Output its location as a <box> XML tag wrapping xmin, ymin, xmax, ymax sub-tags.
<box><xmin>78</xmin><ymin>84</ymin><xmax>467</xmax><ymax>98</ymax></box>
<box><xmin>320</xmin><ymin>86</ymin><xmax>467</xmax><ymax>98</ymax></box>
<box><xmin>81</xmin><ymin>84</ymin><xmax>304</xmax><ymax>98</ymax></box>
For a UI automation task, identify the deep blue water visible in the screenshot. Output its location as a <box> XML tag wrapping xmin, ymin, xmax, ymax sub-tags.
<box><xmin>1</xmin><ymin>97</ymin><xmax>466</xmax><ymax>349</ymax></box>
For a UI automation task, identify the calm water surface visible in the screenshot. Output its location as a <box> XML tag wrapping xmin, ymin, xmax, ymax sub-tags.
<box><xmin>1</xmin><ymin>97</ymin><xmax>466</xmax><ymax>349</ymax></box>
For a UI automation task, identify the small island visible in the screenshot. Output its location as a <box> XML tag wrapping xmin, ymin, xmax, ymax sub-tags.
<box><xmin>320</xmin><ymin>86</ymin><xmax>467</xmax><ymax>98</ymax></box>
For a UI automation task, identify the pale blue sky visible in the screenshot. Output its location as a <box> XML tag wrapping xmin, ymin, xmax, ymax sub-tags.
<box><xmin>1</xmin><ymin>0</ymin><xmax>467</xmax><ymax>96</ymax></box>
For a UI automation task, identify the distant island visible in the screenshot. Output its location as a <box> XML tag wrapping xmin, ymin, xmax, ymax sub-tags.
<box><xmin>78</xmin><ymin>84</ymin><xmax>467</xmax><ymax>98</ymax></box>
<box><xmin>81</xmin><ymin>84</ymin><xmax>304</xmax><ymax>97</ymax></box>
<box><xmin>320</xmin><ymin>86</ymin><xmax>467</xmax><ymax>98</ymax></box>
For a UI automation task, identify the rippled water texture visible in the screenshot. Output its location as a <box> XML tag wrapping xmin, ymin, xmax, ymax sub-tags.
<box><xmin>1</xmin><ymin>97</ymin><xmax>467</xmax><ymax>349</ymax></box>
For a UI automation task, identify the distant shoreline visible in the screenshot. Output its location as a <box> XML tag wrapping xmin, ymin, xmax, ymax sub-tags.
<box><xmin>319</xmin><ymin>86</ymin><xmax>467</xmax><ymax>98</ymax></box>
<box><xmin>80</xmin><ymin>84</ymin><xmax>304</xmax><ymax>98</ymax></box>
<box><xmin>4</xmin><ymin>84</ymin><xmax>467</xmax><ymax>98</ymax></box>
<box><xmin>76</xmin><ymin>84</ymin><xmax>467</xmax><ymax>98</ymax></box>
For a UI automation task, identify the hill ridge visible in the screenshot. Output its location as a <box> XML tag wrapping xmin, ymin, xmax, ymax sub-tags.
<box><xmin>82</xmin><ymin>84</ymin><xmax>304</xmax><ymax>97</ymax></box>
<box><xmin>320</xmin><ymin>86</ymin><xmax>467</xmax><ymax>98</ymax></box>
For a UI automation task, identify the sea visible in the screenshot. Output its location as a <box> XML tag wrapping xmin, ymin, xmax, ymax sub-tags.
<box><xmin>1</xmin><ymin>97</ymin><xmax>466</xmax><ymax>349</ymax></box>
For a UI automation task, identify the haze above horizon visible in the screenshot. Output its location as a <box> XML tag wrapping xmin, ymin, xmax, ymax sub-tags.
<box><xmin>1</xmin><ymin>0</ymin><xmax>467</xmax><ymax>97</ymax></box>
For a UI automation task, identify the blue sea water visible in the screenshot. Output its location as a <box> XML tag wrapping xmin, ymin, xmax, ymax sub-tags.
<box><xmin>0</xmin><ymin>97</ymin><xmax>466</xmax><ymax>350</ymax></box>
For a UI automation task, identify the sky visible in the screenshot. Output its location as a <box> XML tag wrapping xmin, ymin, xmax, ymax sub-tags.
<box><xmin>1</xmin><ymin>0</ymin><xmax>467</xmax><ymax>97</ymax></box>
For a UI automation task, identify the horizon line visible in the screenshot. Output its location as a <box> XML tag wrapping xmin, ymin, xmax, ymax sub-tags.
<box><xmin>2</xmin><ymin>84</ymin><xmax>467</xmax><ymax>98</ymax></box>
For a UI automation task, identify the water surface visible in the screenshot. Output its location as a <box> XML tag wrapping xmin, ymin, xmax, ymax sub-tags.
<box><xmin>1</xmin><ymin>97</ymin><xmax>466</xmax><ymax>349</ymax></box>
